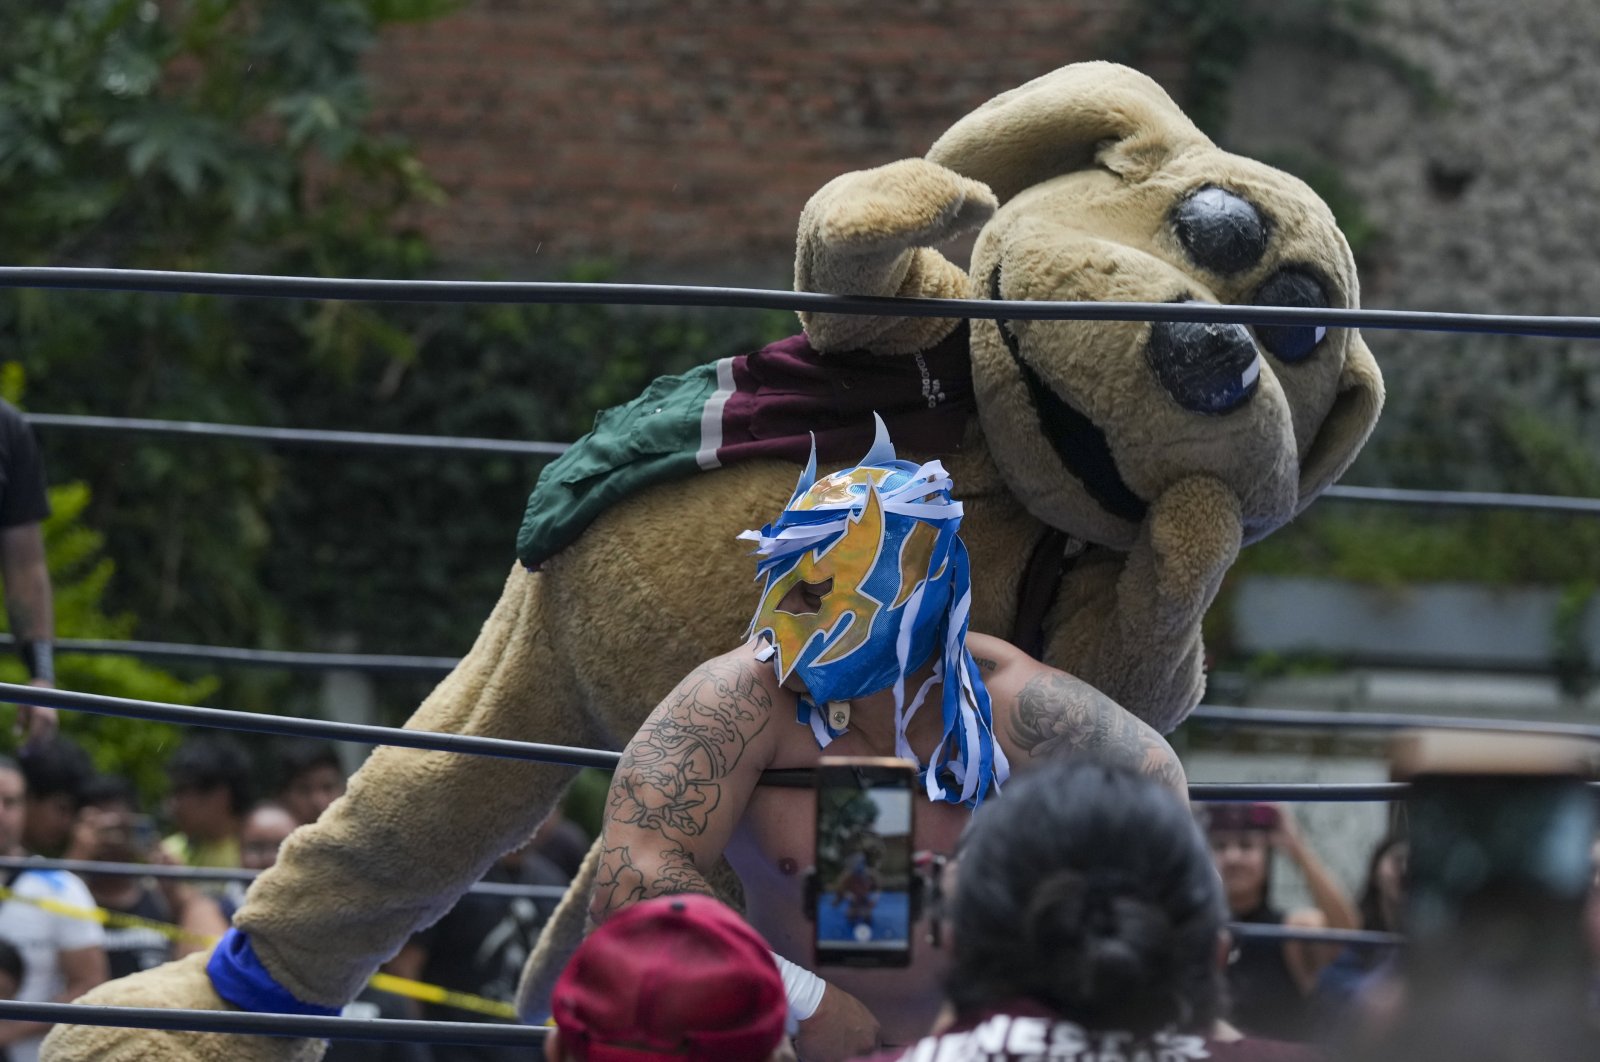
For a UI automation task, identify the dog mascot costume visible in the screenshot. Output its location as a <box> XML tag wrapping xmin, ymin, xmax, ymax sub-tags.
<box><xmin>45</xmin><ymin>62</ymin><xmax>1382</xmax><ymax>1061</ymax></box>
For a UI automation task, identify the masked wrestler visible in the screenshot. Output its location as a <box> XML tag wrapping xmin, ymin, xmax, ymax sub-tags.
<box><xmin>590</xmin><ymin>418</ymin><xmax>1185</xmax><ymax>1062</ymax></box>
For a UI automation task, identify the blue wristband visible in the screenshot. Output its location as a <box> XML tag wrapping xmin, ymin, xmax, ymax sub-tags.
<box><xmin>206</xmin><ymin>927</ymin><xmax>341</xmax><ymax>1017</ymax></box>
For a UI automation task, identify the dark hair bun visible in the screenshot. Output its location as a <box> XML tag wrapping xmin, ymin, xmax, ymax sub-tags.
<box><xmin>1022</xmin><ymin>870</ymin><xmax>1176</xmax><ymax>1020</ymax></box>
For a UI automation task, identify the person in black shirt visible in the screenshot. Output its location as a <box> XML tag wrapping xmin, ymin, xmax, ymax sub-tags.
<box><xmin>1205</xmin><ymin>804</ymin><xmax>1358</xmax><ymax>1041</ymax></box>
<box><xmin>0</xmin><ymin>400</ymin><xmax>56</xmax><ymax>750</ymax></box>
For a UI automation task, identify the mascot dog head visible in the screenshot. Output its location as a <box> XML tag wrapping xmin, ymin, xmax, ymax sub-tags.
<box><xmin>928</xmin><ymin>62</ymin><xmax>1383</xmax><ymax>550</ymax></box>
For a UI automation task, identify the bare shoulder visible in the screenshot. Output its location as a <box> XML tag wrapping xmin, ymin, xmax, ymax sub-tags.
<box><xmin>973</xmin><ymin>637</ymin><xmax>1187</xmax><ymax>796</ymax></box>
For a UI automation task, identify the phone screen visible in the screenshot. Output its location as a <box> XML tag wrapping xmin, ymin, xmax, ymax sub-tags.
<box><xmin>814</xmin><ymin>756</ymin><xmax>916</xmax><ymax>968</ymax></box>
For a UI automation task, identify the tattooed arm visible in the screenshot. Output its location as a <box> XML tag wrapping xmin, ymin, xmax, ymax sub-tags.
<box><xmin>999</xmin><ymin>664</ymin><xmax>1188</xmax><ymax>799</ymax></box>
<box><xmin>589</xmin><ymin>649</ymin><xmax>778</xmax><ymax>924</ymax></box>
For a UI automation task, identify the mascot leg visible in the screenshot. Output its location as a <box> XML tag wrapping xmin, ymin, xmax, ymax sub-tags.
<box><xmin>45</xmin><ymin>565</ymin><xmax>596</xmax><ymax>1062</ymax></box>
<box><xmin>515</xmin><ymin>835</ymin><xmax>602</xmax><ymax>1019</ymax></box>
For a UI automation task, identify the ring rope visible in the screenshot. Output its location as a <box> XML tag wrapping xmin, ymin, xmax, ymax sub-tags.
<box><xmin>27</xmin><ymin>412</ymin><xmax>567</xmax><ymax>457</ymax></box>
<box><xmin>0</xmin><ymin>856</ymin><xmax>1403</xmax><ymax>956</ymax></box>
<box><xmin>7</xmin><ymin>627</ymin><xmax>1592</xmax><ymax>688</ymax></box>
<box><xmin>0</xmin><ymin>998</ymin><xmax>547</xmax><ymax>1046</ymax></box>
<box><xmin>0</xmin><ymin>681</ymin><xmax>621</xmax><ymax>771</ymax></box>
<box><xmin>1226</xmin><ymin>924</ymin><xmax>1403</xmax><ymax>947</ymax></box>
<box><xmin>26</xmin><ymin>413</ymin><xmax>1600</xmax><ymax>517</ymax></box>
<box><xmin>0</xmin><ymin>632</ymin><xmax>460</xmax><ymax>675</ymax></box>
<box><xmin>0</xmin><ymin>886</ymin><xmax>520</xmax><ymax>1020</ymax></box>
<box><xmin>0</xmin><ymin>856</ymin><xmax>565</xmax><ymax>900</ymax></box>
<box><xmin>7</xmin><ymin>266</ymin><xmax>1600</xmax><ymax>339</ymax></box>
<box><xmin>0</xmin><ymin>682</ymin><xmax>1436</xmax><ymax>802</ymax></box>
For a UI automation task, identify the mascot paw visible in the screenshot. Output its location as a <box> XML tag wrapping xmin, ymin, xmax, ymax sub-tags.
<box><xmin>41</xmin><ymin>952</ymin><xmax>326</xmax><ymax>1062</ymax></box>
<box><xmin>1134</xmin><ymin>475</ymin><xmax>1244</xmax><ymax>635</ymax></box>
<box><xmin>802</xmin><ymin>157</ymin><xmax>996</xmax><ymax>261</ymax></box>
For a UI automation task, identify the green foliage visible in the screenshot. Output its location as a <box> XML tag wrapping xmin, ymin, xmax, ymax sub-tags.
<box><xmin>0</xmin><ymin>0</ymin><xmax>796</xmax><ymax>726</ymax></box>
<box><xmin>0</xmin><ymin>0</ymin><xmax>446</xmax><ymax>686</ymax></box>
<box><xmin>1241</xmin><ymin>409</ymin><xmax>1600</xmax><ymax>587</ymax></box>
<box><xmin>0</xmin><ymin>481</ymin><xmax>215</xmax><ymax>806</ymax></box>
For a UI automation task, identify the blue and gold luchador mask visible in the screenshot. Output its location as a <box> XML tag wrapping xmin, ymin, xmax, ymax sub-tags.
<box><xmin>739</xmin><ymin>416</ymin><xmax>1008</xmax><ymax>807</ymax></box>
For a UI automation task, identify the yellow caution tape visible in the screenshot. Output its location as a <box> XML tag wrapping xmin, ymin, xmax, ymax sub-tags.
<box><xmin>0</xmin><ymin>884</ymin><xmax>519</xmax><ymax>1020</ymax></box>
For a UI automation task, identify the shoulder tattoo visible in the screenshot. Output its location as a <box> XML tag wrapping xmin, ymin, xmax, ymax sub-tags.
<box><xmin>1008</xmin><ymin>671</ymin><xmax>1185</xmax><ymax>791</ymax></box>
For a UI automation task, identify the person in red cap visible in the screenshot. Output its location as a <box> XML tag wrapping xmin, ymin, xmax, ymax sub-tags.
<box><xmin>547</xmin><ymin>894</ymin><xmax>790</xmax><ymax>1062</ymax></box>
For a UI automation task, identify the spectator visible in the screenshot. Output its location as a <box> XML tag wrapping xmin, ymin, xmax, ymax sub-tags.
<box><xmin>219</xmin><ymin>802</ymin><xmax>299</xmax><ymax>921</ymax></box>
<box><xmin>1316</xmin><ymin>833</ymin><xmax>1405</xmax><ymax>1018</ymax></box>
<box><xmin>0</xmin><ymin>937</ymin><xmax>22</xmax><ymax>1000</ymax></box>
<box><xmin>388</xmin><ymin>831</ymin><xmax>568</xmax><ymax>1061</ymax></box>
<box><xmin>0</xmin><ymin>755</ymin><xmax>107</xmax><ymax>1062</ymax></box>
<box><xmin>18</xmin><ymin>737</ymin><xmax>92</xmax><ymax>857</ymax></box>
<box><xmin>1204</xmin><ymin>803</ymin><xmax>1358</xmax><ymax>1040</ymax></box>
<box><xmin>65</xmin><ymin>775</ymin><xmax>227</xmax><ymax>978</ymax></box>
<box><xmin>160</xmin><ymin>734</ymin><xmax>251</xmax><ymax>874</ymax></box>
<box><xmin>881</xmin><ymin>761</ymin><xmax>1317</xmax><ymax>1061</ymax></box>
<box><xmin>546</xmin><ymin>894</ymin><xmax>787</xmax><ymax>1062</ymax></box>
<box><xmin>273</xmin><ymin>740</ymin><xmax>346</xmax><ymax>826</ymax></box>
<box><xmin>0</xmin><ymin>399</ymin><xmax>58</xmax><ymax>752</ymax></box>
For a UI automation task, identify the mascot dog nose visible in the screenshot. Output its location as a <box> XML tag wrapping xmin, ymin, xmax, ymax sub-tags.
<box><xmin>1146</xmin><ymin>312</ymin><xmax>1262</xmax><ymax>415</ymax></box>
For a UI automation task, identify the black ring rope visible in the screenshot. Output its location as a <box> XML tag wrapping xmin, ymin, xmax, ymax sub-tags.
<box><xmin>9</xmin><ymin>627</ymin><xmax>1594</xmax><ymax>686</ymax></box>
<box><xmin>0</xmin><ymin>856</ymin><xmax>565</xmax><ymax>900</ymax></box>
<box><xmin>0</xmin><ymin>632</ymin><xmax>459</xmax><ymax>675</ymax></box>
<box><xmin>0</xmin><ymin>998</ymin><xmax>546</xmax><ymax>1046</ymax></box>
<box><xmin>0</xmin><ymin>854</ymin><xmax>1403</xmax><ymax>946</ymax></box>
<box><xmin>0</xmin><ymin>682</ymin><xmax>1428</xmax><ymax>802</ymax></box>
<box><xmin>24</xmin><ymin>412</ymin><xmax>1600</xmax><ymax>517</ymax></box>
<box><xmin>0</xmin><ymin>681</ymin><xmax>622</xmax><ymax>772</ymax></box>
<box><xmin>1227</xmin><ymin>924</ymin><xmax>1403</xmax><ymax>948</ymax></box>
<box><xmin>26</xmin><ymin>413</ymin><xmax>568</xmax><ymax>457</ymax></box>
<box><xmin>8</xmin><ymin>266</ymin><xmax>1600</xmax><ymax>339</ymax></box>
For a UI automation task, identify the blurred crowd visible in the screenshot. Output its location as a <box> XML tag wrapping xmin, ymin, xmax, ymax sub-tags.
<box><xmin>0</xmin><ymin>733</ymin><xmax>589</xmax><ymax>1062</ymax></box>
<box><xmin>0</xmin><ymin>731</ymin><xmax>1597</xmax><ymax>1061</ymax></box>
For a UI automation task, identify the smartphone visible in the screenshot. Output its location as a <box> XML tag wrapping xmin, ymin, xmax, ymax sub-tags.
<box><xmin>813</xmin><ymin>756</ymin><xmax>916</xmax><ymax>968</ymax></box>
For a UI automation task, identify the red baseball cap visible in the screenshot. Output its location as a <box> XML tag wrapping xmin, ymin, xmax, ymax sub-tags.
<box><xmin>551</xmin><ymin>894</ymin><xmax>787</xmax><ymax>1062</ymax></box>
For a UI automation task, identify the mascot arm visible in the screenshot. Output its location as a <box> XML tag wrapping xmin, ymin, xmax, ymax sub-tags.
<box><xmin>1041</xmin><ymin>476</ymin><xmax>1242</xmax><ymax>734</ymax></box>
<box><xmin>43</xmin><ymin>566</ymin><xmax>581</xmax><ymax>1062</ymax></box>
<box><xmin>795</xmin><ymin>158</ymin><xmax>996</xmax><ymax>355</ymax></box>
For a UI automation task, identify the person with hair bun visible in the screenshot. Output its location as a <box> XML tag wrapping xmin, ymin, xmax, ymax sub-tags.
<box><xmin>870</xmin><ymin>761</ymin><xmax>1320</xmax><ymax>1062</ymax></box>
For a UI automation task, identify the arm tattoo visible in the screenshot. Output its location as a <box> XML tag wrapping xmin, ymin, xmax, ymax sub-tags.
<box><xmin>593</xmin><ymin>660</ymin><xmax>773</xmax><ymax>919</ymax></box>
<box><xmin>608</xmin><ymin>661</ymin><xmax>773</xmax><ymax>839</ymax></box>
<box><xmin>1008</xmin><ymin>671</ymin><xmax>1186</xmax><ymax>790</ymax></box>
<box><xmin>593</xmin><ymin>842</ymin><xmax>710</xmax><ymax>920</ymax></box>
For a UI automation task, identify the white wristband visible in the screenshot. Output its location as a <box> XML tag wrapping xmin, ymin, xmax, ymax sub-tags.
<box><xmin>772</xmin><ymin>951</ymin><xmax>825</xmax><ymax>1023</ymax></box>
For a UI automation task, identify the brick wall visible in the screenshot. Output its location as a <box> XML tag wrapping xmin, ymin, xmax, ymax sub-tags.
<box><xmin>366</xmin><ymin>0</ymin><xmax>1162</xmax><ymax>281</ymax></box>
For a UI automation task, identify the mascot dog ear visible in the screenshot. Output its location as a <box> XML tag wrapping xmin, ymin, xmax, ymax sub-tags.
<box><xmin>927</xmin><ymin>62</ymin><xmax>1211</xmax><ymax>201</ymax></box>
<box><xmin>1293</xmin><ymin>329</ymin><xmax>1383</xmax><ymax>520</ymax></box>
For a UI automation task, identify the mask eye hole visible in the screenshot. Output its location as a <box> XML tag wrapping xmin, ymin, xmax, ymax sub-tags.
<box><xmin>777</xmin><ymin>578</ymin><xmax>833</xmax><ymax>616</ymax></box>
